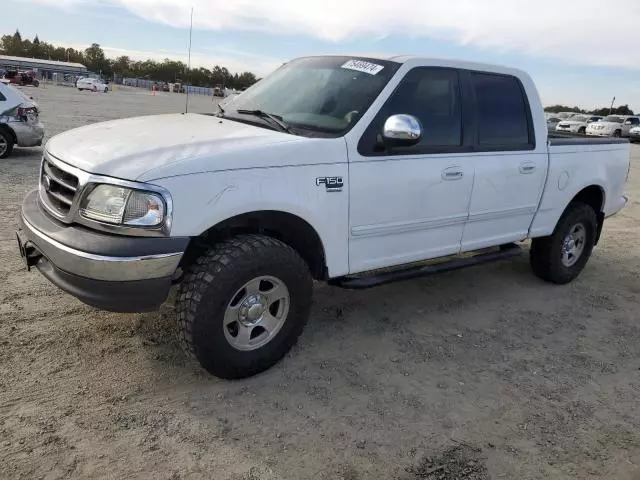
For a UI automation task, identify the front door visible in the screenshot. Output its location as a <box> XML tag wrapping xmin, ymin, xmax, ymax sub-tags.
<box><xmin>347</xmin><ymin>67</ymin><xmax>474</xmax><ymax>274</ymax></box>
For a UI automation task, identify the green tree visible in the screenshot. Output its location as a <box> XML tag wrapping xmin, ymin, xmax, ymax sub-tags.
<box><xmin>84</xmin><ymin>43</ymin><xmax>108</xmax><ymax>75</ymax></box>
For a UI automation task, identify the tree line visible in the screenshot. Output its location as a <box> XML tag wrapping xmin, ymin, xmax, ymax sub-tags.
<box><xmin>0</xmin><ymin>30</ymin><xmax>259</xmax><ymax>90</ymax></box>
<box><xmin>544</xmin><ymin>104</ymin><xmax>635</xmax><ymax>116</ymax></box>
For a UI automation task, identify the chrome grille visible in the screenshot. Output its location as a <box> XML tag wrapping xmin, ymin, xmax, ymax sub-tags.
<box><xmin>41</xmin><ymin>156</ymin><xmax>79</xmax><ymax>217</ymax></box>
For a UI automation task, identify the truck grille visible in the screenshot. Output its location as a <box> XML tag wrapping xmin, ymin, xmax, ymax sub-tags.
<box><xmin>41</xmin><ymin>156</ymin><xmax>79</xmax><ymax>217</ymax></box>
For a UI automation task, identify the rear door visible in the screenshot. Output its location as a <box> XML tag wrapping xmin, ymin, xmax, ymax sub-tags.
<box><xmin>460</xmin><ymin>71</ymin><xmax>547</xmax><ymax>251</ymax></box>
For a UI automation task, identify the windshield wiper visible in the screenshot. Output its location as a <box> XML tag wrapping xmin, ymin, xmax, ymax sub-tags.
<box><xmin>236</xmin><ymin>109</ymin><xmax>291</xmax><ymax>133</ymax></box>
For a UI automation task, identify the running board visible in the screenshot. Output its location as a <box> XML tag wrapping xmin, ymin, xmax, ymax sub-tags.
<box><xmin>330</xmin><ymin>243</ymin><xmax>522</xmax><ymax>290</ymax></box>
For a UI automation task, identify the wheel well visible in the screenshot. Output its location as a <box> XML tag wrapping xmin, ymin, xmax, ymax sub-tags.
<box><xmin>0</xmin><ymin>124</ymin><xmax>17</xmax><ymax>144</ymax></box>
<box><xmin>182</xmin><ymin>211</ymin><xmax>327</xmax><ymax>280</ymax></box>
<box><xmin>572</xmin><ymin>185</ymin><xmax>604</xmax><ymax>213</ymax></box>
<box><xmin>571</xmin><ymin>185</ymin><xmax>605</xmax><ymax>244</ymax></box>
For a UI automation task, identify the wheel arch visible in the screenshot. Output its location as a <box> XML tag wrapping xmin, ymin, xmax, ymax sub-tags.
<box><xmin>566</xmin><ymin>184</ymin><xmax>606</xmax><ymax>244</ymax></box>
<box><xmin>181</xmin><ymin>210</ymin><xmax>328</xmax><ymax>280</ymax></box>
<box><xmin>0</xmin><ymin>124</ymin><xmax>17</xmax><ymax>144</ymax></box>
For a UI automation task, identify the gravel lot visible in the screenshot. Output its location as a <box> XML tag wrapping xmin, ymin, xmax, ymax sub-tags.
<box><xmin>1</xmin><ymin>85</ymin><xmax>640</xmax><ymax>480</ymax></box>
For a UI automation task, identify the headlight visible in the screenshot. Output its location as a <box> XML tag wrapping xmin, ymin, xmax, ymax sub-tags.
<box><xmin>79</xmin><ymin>184</ymin><xmax>166</xmax><ymax>227</ymax></box>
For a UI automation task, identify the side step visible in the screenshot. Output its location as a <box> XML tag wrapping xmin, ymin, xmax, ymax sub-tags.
<box><xmin>330</xmin><ymin>243</ymin><xmax>522</xmax><ymax>290</ymax></box>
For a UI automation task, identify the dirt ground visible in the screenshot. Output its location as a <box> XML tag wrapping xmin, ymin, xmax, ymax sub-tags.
<box><xmin>1</xmin><ymin>84</ymin><xmax>640</xmax><ymax>480</ymax></box>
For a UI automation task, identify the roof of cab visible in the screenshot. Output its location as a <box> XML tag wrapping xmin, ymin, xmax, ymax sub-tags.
<box><xmin>300</xmin><ymin>53</ymin><xmax>526</xmax><ymax>77</ymax></box>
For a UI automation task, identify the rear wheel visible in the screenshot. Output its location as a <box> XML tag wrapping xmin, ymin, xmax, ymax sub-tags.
<box><xmin>0</xmin><ymin>128</ymin><xmax>15</xmax><ymax>159</ymax></box>
<box><xmin>530</xmin><ymin>202</ymin><xmax>597</xmax><ymax>284</ymax></box>
<box><xmin>176</xmin><ymin>235</ymin><xmax>313</xmax><ymax>379</ymax></box>
<box><xmin>104</xmin><ymin>87</ymin><xmax>108</xmax><ymax>93</ymax></box>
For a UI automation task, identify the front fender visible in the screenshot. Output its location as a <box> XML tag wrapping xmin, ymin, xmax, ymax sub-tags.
<box><xmin>153</xmin><ymin>164</ymin><xmax>350</xmax><ymax>277</ymax></box>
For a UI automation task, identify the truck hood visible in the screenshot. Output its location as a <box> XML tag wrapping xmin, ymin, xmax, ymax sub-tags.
<box><xmin>45</xmin><ymin>113</ymin><xmax>300</xmax><ymax>180</ymax></box>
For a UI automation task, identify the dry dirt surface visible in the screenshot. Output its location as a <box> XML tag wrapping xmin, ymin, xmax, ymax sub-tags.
<box><xmin>2</xmin><ymin>85</ymin><xmax>640</xmax><ymax>480</ymax></box>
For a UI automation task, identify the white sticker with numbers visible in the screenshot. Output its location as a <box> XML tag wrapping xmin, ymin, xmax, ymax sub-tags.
<box><xmin>341</xmin><ymin>59</ymin><xmax>384</xmax><ymax>75</ymax></box>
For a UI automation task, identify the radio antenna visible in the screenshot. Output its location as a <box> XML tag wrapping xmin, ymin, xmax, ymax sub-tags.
<box><xmin>185</xmin><ymin>6</ymin><xmax>194</xmax><ymax>114</ymax></box>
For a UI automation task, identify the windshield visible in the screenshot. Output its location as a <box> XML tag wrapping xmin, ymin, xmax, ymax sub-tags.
<box><xmin>602</xmin><ymin>116</ymin><xmax>623</xmax><ymax>123</ymax></box>
<box><xmin>220</xmin><ymin>56</ymin><xmax>401</xmax><ymax>136</ymax></box>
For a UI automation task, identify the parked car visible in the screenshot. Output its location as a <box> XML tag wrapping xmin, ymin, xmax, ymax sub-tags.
<box><xmin>586</xmin><ymin>115</ymin><xmax>640</xmax><ymax>137</ymax></box>
<box><xmin>546</xmin><ymin>117</ymin><xmax>561</xmax><ymax>132</ymax></box>
<box><xmin>4</xmin><ymin>70</ymin><xmax>39</xmax><ymax>87</ymax></box>
<box><xmin>77</xmin><ymin>77</ymin><xmax>109</xmax><ymax>93</ymax></box>
<box><xmin>213</xmin><ymin>85</ymin><xmax>224</xmax><ymax>97</ymax></box>
<box><xmin>0</xmin><ymin>82</ymin><xmax>45</xmax><ymax>158</ymax></box>
<box><xmin>629</xmin><ymin>126</ymin><xmax>640</xmax><ymax>143</ymax></box>
<box><xmin>555</xmin><ymin>115</ymin><xmax>602</xmax><ymax>135</ymax></box>
<box><xmin>17</xmin><ymin>55</ymin><xmax>630</xmax><ymax>379</ymax></box>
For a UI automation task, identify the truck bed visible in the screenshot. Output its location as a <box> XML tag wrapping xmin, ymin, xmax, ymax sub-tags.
<box><xmin>548</xmin><ymin>131</ymin><xmax>629</xmax><ymax>146</ymax></box>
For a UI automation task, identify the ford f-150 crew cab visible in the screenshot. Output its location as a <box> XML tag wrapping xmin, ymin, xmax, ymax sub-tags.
<box><xmin>16</xmin><ymin>55</ymin><xmax>630</xmax><ymax>379</ymax></box>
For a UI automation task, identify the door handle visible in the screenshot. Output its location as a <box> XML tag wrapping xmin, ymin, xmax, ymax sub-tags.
<box><xmin>519</xmin><ymin>163</ymin><xmax>536</xmax><ymax>174</ymax></box>
<box><xmin>442</xmin><ymin>167</ymin><xmax>464</xmax><ymax>181</ymax></box>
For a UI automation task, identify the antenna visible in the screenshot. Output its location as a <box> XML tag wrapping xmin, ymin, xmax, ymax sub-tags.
<box><xmin>185</xmin><ymin>6</ymin><xmax>194</xmax><ymax>114</ymax></box>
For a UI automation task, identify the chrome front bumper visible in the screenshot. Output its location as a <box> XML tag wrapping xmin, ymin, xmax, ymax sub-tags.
<box><xmin>17</xmin><ymin>190</ymin><xmax>189</xmax><ymax>312</ymax></box>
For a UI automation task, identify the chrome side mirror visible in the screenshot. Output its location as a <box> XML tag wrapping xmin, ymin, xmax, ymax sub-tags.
<box><xmin>382</xmin><ymin>114</ymin><xmax>422</xmax><ymax>146</ymax></box>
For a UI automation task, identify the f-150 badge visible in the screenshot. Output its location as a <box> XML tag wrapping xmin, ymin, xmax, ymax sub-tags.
<box><xmin>316</xmin><ymin>177</ymin><xmax>343</xmax><ymax>192</ymax></box>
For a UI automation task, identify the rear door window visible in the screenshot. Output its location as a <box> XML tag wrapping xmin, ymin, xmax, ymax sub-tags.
<box><xmin>471</xmin><ymin>72</ymin><xmax>533</xmax><ymax>149</ymax></box>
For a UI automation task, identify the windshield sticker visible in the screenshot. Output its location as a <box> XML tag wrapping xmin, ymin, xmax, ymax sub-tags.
<box><xmin>341</xmin><ymin>60</ymin><xmax>384</xmax><ymax>75</ymax></box>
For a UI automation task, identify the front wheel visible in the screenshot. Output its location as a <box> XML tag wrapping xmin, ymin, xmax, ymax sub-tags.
<box><xmin>530</xmin><ymin>202</ymin><xmax>597</xmax><ymax>284</ymax></box>
<box><xmin>578</xmin><ymin>127</ymin><xmax>586</xmax><ymax>134</ymax></box>
<box><xmin>176</xmin><ymin>235</ymin><xmax>313</xmax><ymax>379</ymax></box>
<box><xmin>613</xmin><ymin>130</ymin><xmax>622</xmax><ymax>138</ymax></box>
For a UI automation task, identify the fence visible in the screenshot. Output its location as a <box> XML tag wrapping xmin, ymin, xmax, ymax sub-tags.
<box><xmin>119</xmin><ymin>77</ymin><xmax>214</xmax><ymax>96</ymax></box>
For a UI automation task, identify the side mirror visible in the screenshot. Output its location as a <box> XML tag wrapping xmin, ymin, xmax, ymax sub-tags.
<box><xmin>382</xmin><ymin>114</ymin><xmax>422</xmax><ymax>147</ymax></box>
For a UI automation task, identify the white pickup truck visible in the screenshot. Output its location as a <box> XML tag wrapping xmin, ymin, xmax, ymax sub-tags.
<box><xmin>17</xmin><ymin>55</ymin><xmax>630</xmax><ymax>379</ymax></box>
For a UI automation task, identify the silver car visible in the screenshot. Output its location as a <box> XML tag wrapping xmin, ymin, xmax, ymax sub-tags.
<box><xmin>0</xmin><ymin>81</ymin><xmax>45</xmax><ymax>158</ymax></box>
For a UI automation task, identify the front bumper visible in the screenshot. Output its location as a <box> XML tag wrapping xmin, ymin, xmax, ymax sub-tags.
<box><xmin>11</xmin><ymin>121</ymin><xmax>45</xmax><ymax>147</ymax></box>
<box><xmin>629</xmin><ymin>133</ymin><xmax>640</xmax><ymax>142</ymax></box>
<box><xmin>17</xmin><ymin>190</ymin><xmax>189</xmax><ymax>312</ymax></box>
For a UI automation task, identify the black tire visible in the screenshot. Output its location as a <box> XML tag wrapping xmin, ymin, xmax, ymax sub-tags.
<box><xmin>613</xmin><ymin>130</ymin><xmax>621</xmax><ymax>138</ymax></box>
<box><xmin>33</xmin><ymin>80</ymin><xmax>39</xmax><ymax>87</ymax></box>
<box><xmin>530</xmin><ymin>202</ymin><xmax>598</xmax><ymax>284</ymax></box>
<box><xmin>578</xmin><ymin>127</ymin><xmax>586</xmax><ymax>134</ymax></box>
<box><xmin>104</xmin><ymin>87</ymin><xmax>108</xmax><ymax>93</ymax></box>
<box><xmin>0</xmin><ymin>128</ymin><xmax>15</xmax><ymax>159</ymax></box>
<box><xmin>176</xmin><ymin>235</ymin><xmax>313</xmax><ymax>379</ymax></box>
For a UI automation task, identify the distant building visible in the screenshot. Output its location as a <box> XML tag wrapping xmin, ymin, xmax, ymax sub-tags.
<box><xmin>0</xmin><ymin>55</ymin><xmax>88</xmax><ymax>81</ymax></box>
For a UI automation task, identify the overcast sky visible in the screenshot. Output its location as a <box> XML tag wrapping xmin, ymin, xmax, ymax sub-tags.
<box><xmin>3</xmin><ymin>0</ymin><xmax>639</xmax><ymax>110</ymax></box>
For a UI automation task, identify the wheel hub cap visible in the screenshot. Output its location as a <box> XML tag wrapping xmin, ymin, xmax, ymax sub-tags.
<box><xmin>238</xmin><ymin>294</ymin><xmax>268</xmax><ymax>325</ymax></box>
<box><xmin>561</xmin><ymin>223</ymin><xmax>586</xmax><ymax>267</ymax></box>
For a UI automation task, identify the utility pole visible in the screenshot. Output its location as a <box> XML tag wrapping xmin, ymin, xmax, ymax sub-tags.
<box><xmin>609</xmin><ymin>96</ymin><xmax>616</xmax><ymax>115</ymax></box>
<box><xmin>185</xmin><ymin>6</ymin><xmax>194</xmax><ymax>114</ymax></box>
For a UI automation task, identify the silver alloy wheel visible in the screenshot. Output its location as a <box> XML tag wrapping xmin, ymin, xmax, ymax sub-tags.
<box><xmin>561</xmin><ymin>223</ymin><xmax>586</xmax><ymax>267</ymax></box>
<box><xmin>0</xmin><ymin>134</ymin><xmax>7</xmax><ymax>157</ymax></box>
<box><xmin>223</xmin><ymin>275</ymin><xmax>290</xmax><ymax>351</ymax></box>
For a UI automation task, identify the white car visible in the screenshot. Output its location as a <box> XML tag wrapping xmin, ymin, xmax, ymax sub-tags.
<box><xmin>587</xmin><ymin>115</ymin><xmax>640</xmax><ymax>137</ymax></box>
<box><xmin>629</xmin><ymin>126</ymin><xmax>640</xmax><ymax>143</ymax></box>
<box><xmin>0</xmin><ymin>82</ymin><xmax>45</xmax><ymax>158</ymax></box>
<box><xmin>77</xmin><ymin>77</ymin><xmax>109</xmax><ymax>93</ymax></box>
<box><xmin>555</xmin><ymin>114</ymin><xmax>602</xmax><ymax>135</ymax></box>
<box><xmin>17</xmin><ymin>55</ymin><xmax>630</xmax><ymax>379</ymax></box>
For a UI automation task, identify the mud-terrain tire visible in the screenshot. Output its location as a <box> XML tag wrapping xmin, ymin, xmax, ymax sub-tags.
<box><xmin>530</xmin><ymin>202</ymin><xmax>598</xmax><ymax>284</ymax></box>
<box><xmin>176</xmin><ymin>234</ymin><xmax>313</xmax><ymax>379</ymax></box>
